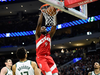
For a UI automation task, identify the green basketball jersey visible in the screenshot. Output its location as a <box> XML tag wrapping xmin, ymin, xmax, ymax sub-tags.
<box><xmin>5</xmin><ymin>67</ymin><xmax>12</xmax><ymax>75</ymax></box>
<box><xmin>15</xmin><ymin>60</ymin><xmax>34</xmax><ymax>75</ymax></box>
<box><xmin>91</xmin><ymin>71</ymin><xmax>100</xmax><ymax>75</ymax></box>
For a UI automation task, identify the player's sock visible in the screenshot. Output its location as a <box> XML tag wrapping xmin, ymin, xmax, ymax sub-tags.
<box><xmin>52</xmin><ymin>73</ymin><xmax>58</xmax><ymax>75</ymax></box>
<box><xmin>45</xmin><ymin>71</ymin><xmax>52</xmax><ymax>75</ymax></box>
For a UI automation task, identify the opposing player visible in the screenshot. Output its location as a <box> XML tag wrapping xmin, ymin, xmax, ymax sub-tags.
<box><xmin>0</xmin><ymin>59</ymin><xmax>13</xmax><ymax>75</ymax></box>
<box><xmin>35</xmin><ymin>11</ymin><xmax>58</xmax><ymax>75</ymax></box>
<box><xmin>88</xmin><ymin>62</ymin><xmax>100</xmax><ymax>75</ymax></box>
<box><xmin>12</xmin><ymin>47</ymin><xmax>41</xmax><ymax>75</ymax></box>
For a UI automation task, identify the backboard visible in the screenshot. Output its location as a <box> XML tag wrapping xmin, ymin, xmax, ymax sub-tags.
<box><xmin>39</xmin><ymin>0</ymin><xmax>88</xmax><ymax>19</ymax></box>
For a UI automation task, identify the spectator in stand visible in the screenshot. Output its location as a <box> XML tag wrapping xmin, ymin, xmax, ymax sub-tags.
<box><xmin>65</xmin><ymin>49</ymin><xmax>69</xmax><ymax>54</ymax></box>
<box><xmin>90</xmin><ymin>41</ymin><xmax>96</xmax><ymax>49</ymax></box>
<box><xmin>96</xmin><ymin>42</ymin><xmax>100</xmax><ymax>48</ymax></box>
<box><xmin>54</xmin><ymin>51</ymin><xmax>58</xmax><ymax>57</ymax></box>
<box><xmin>58</xmin><ymin>53</ymin><xmax>100</xmax><ymax>75</ymax></box>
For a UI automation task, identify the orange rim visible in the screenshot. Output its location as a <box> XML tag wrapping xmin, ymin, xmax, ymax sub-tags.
<box><xmin>40</xmin><ymin>4</ymin><xmax>49</xmax><ymax>10</ymax></box>
<box><xmin>40</xmin><ymin>4</ymin><xmax>61</xmax><ymax>12</ymax></box>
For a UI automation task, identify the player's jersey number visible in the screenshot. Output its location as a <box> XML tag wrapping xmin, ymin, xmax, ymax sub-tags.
<box><xmin>20</xmin><ymin>71</ymin><xmax>29</xmax><ymax>75</ymax></box>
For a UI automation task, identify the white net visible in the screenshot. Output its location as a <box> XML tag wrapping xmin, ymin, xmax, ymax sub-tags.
<box><xmin>42</xmin><ymin>12</ymin><xmax>57</xmax><ymax>26</ymax></box>
<box><xmin>41</xmin><ymin>5</ymin><xmax>58</xmax><ymax>26</ymax></box>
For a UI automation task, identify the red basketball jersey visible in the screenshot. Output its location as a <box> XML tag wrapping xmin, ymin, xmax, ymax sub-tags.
<box><xmin>36</xmin><ymin>33</ymin><xmax>51</xmax><ymax>56</ymax></box>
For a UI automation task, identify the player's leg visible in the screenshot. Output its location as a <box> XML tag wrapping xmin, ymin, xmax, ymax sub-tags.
<box><xmin>41</xmin><ymin>70</ymin><xmax>52</xmax><ymax>75</ymax></box>
<box><xmin>46</xmin><ymin>56</ymin><xmax>58</xmax><ymax>74</ymax></box>
<box><xmin>36</xmin><ymin>56</ymin><xmax>52</xmax><ymax>75</ymax></box>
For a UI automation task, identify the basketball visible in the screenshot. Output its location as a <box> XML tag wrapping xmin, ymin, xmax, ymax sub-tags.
<box><xmin>46</xmin><ymin>6</ymin><xmax>56</xmax><ymax>16</ymax></box>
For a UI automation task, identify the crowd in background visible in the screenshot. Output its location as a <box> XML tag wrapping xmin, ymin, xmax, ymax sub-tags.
<box><xmin>0</xmin><ymin>44</ymin><xmax>100</xmax><ymax>75</ymax></box>
<box><xmin>52</xmin><ymin>48</ymin><xmax>84</xmax><ymax>67</ymax></box>
<box><xmin>58</xmin><ymin>52</ymin><xmax>100</xmax><ymax>75</ymax></box>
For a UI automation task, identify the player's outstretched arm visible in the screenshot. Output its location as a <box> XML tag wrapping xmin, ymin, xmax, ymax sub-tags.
<box><xmin>31</xmin><ymin>61</ymin><xmax>41</xmax><ymax>75</ymax></box>
<box><xmin>48</xmin><ymin>16</ymin><xmax>57</xmax><ymax>38</ymax></box>
<box><xmin>35</xmin><ymin>13</ymin><xmax>43</xmax><ymax>40</ymax></box>
<box><xmin>12</xmin><ymin>64</ymin><xmax>16</xmax><ymax>75</ymax></box>
<box><xmin>0</xmin><ymin>67</ymin><xmax>7</xmax><ymax>75</ymax></box>
<box><xmin>88</xmin><ymin>72</ymin><xmax>91</xmax><ymax>75</ymax></box>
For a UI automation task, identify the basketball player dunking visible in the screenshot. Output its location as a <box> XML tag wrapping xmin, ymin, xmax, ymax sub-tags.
<box><xmin>35</xmin><ymin>12</ymin><xmax>58</xmax><ymax>75</ymax></box>
<box><xmin>88</xmin><ymin>62</ymin><xmax>100</xmax><ymax>75</ymax></box>
<box><xmin>12</xmin><ymin>47</ymin><xmax>41</xmax><ymax>75</ymax></box>
<box><xmin>0</xmin><ymin>59</ymin><xmax>13</xmax><ymax>75</ymax></box>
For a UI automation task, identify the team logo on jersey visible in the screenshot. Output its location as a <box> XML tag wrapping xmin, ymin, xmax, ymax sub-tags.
<box><xmin>36</xmin><ymin>36</ymin><xmax>51</xmax><ymax>48</ymax></box>
<box><xmin>39</xmin><ymin>64</ymin><xmax>42</xmax><ymax>68</ymax></box>
<box><xmin>45</xmin><ymin>42</ymin><xmax>48</xmax><ymax>47</ymax></box>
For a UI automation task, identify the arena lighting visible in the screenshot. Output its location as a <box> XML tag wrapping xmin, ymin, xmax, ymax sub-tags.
<box><xmin>61</xmin><ymin>49</ymin><xmax>64</xmax><ymax>53</ymax></box>
<box><xmin>27</xmin><ymin>51</ymin><xmax>29</xmax><ymax>53</ymax></box>
<box><xmin>0</xmin><ymin>0</ymin><xmax>15</xmax><ymax>2</ymax></box>
<box><xmin>87</xmin><ymin>31</ymin><xmax>92</xmax><ymax>35</ymax></box>
<box><xmin>86</xmin><ymin>39</ymin><xmax>88</xmax><ymax>41</ymax></box>
<box><xmin>93</xmin><ymin>41</ymin><xmax>95</xmax><ymax>43</ymax></box>
<box><xmin>11</xmin><ymin>52</ymin><xmax>13</xmax><ymax>54</ymax></box>
<box><xmin>22</xmin><ymin>42</ymin><xmax>24</xmax><ymax>45</ymax></box>
<box><xmin>73</xmin><ymin>57</ymin><xmax>82</xmax><ymax>63</ymax></box>
<box><xmin>69</xmin><ymin>41</ymin><xmax>71</xmax><ymax>44</ymax></box>
<box><xmin>6</xmin><ymin>33</ymin><xmax>10</xmax><ymax>37</ymax></box>
<box><xmin>10</xmin><ymin>11</ymin><xmax>12</xmax><ymax>13</ymax></box>
<box><xmin>0</xmin><ymin>15</ymin><xmax>99</xmax><ymax>38</ymax></box>
<box><xmin>6</xmin><ymin>7</ymin><xmax>8</xmax><ymax>9</ymax></box>
<box><xmin>21</xmin><ymin>5</ymin><xmax>23</xmax><ymax>7</ymax></box>
<box><xmin>53</xmin><ymin>45</ymin><xmax>55</xmax><ymax>46</ymax></box>
<box><xmin>73</xmin><ymin>43</ymin><xmax>84</xmax><ymax>46</ymax></box>
<box><xmin>58</xmin><ymin>24</ymin><xmax>62</xmax><ymax>29</ymax></box>
<box><xmin>25</xmin><ymin>10</ymin><xmax>27</xmax><ymax>12</ymax></box>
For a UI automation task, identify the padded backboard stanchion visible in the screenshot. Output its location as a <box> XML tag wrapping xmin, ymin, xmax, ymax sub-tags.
<box><xmin>64</xmin><ymin>0</ymin><xmax>97</xmax><ymax>8</ymax></box>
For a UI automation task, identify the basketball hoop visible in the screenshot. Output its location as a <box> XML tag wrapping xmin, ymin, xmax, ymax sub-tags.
<box><xmin>40</xmin><ymin>4</ymin><xmax>59</xmax><ymax>26</ymax></box>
